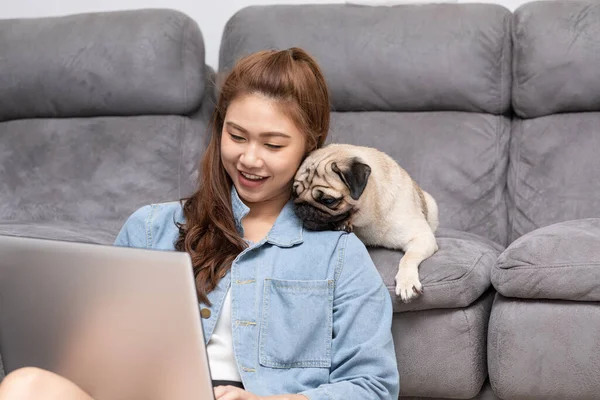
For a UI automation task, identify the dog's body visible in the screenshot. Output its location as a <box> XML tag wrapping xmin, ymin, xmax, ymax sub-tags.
<box><xmin>293</xmin><ymin>143</ymin><xmax>439</xmax><ymax>303</ymax></box>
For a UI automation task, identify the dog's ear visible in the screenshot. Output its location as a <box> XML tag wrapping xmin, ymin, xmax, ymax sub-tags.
<box><xmin>331</xmin><ymin>158</ymin><xmax>371</xmax><ymax>200</ymax></box>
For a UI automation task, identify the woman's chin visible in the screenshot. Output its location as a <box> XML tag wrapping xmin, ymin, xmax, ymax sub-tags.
<box><xmin>234</xmin><ymin>184</ymin><xmax>266</xmax><ymax>204</ymax></box>
<box><xmin>234</xmin><ymin>184</ymin><xmax>292</xmax><ymax>208</ymax></box>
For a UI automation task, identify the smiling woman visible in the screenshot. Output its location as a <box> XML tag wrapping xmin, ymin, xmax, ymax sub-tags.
<box><xmin>177</xmin><ymin>48</ymin><xmax>331</xmax><ymax>304</ymax></box>
<box><xmin>0</xmin><ymin>48</ymin><xmax>400</xmax><ymax>400</ymax></box>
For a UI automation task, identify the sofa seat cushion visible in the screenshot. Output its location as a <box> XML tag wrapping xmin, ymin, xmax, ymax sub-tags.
<box><xmin>394</xmin><ymin>289</ymin><xmax>495</xmax><ymax>398</ymax></box>
<box><xmin>369</xmin><ymin>228</ymin><xmax>503</xmax><ymax>312</ymax></box>
<box><xmin>401</xmin><ymin>379</ymin><xmax>499</xmax><ymax>400</ymax></box>
<box><xmin>488</xmin><ymin>294</ymin><xmax>600</xmax><ymax>400</ymax></box>
<box><xmin>492</xmin><ymin>218</ymin><xmax>600</xmax><ymax>301</ymax></box>
<box><xmin>0</xmin><ymin>221</ymin><xmax>117</xmax><ymax>245</ymax></box>
<box><xmin>401</xmin><ymin>380</ymin><xmax>499</xmax><ymax>400</ymax></box>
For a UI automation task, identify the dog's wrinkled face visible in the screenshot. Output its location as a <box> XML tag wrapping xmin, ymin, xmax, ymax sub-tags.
<box><xmin>293</xmin><ymin>153</ymin><xmax>371</xmax><ymax>231</ymax></box>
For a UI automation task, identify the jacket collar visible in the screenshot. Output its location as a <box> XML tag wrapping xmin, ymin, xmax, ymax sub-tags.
<box><xmin>231</xmin><ymin>186</ymin><xmax>303</xmax><ymax>247</ymax></box>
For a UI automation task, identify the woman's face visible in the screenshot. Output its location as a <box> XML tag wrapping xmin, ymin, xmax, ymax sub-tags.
<box><xmin>220</xmin><ymin>93</ymin><xmax>307</xmax><ymax>208</ymax></box>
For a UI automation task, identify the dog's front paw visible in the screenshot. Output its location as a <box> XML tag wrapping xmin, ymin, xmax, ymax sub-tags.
<box><xmin>395</xmin><ymin>268</ymin><xmax>423</xmax><ymax>303</ymax></box>
<box><xmin>333</xmin><ymin>221</ymin><xmax>353</xmax><ymax>233</ymax></box>
<box><xmin>343</xmin><ymin>222</ymin><xmax>354</xmax><ymax>233</ymax></box>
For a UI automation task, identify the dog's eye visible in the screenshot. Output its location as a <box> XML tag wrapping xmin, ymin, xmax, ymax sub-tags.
<box><xmin>321</xmin><ymin>197</ymin><xmax>338</xmax><ymax>206</ymax></box>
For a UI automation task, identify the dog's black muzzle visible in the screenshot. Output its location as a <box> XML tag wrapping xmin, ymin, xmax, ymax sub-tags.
<box><xmin>293</xmin><ymin>202</ymin><xmax>351</xmax><ymax>231</ymax></box>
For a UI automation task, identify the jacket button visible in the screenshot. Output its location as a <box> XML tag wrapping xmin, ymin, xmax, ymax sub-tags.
<box><xmin>200</xmin><ymin>308</ymin><xmax>211</xmax><ymax>319</ymax></box>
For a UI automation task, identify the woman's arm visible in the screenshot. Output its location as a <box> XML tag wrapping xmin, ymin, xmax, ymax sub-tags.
<box><xmin>298</xmin><ymin>233</ymin><xmax>400</xmax><ymax>400</ymax></box>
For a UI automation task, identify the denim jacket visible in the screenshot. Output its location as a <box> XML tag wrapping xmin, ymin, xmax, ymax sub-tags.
<box><xmin>113</xmin><ymin>188</ymin><xmax>400</xmax><ymax>400</ymax></box>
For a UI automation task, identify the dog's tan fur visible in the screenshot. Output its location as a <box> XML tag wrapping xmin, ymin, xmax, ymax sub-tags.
<box><xmin>293</xmin><ymin>143</ymin><xmax>439</xmax><ymax>303</ymax></box>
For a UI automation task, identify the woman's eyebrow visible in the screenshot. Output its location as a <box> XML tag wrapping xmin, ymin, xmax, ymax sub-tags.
<box><xmin>225</xmin><ymin>121</ymin><xmax>247</xmax><ymax>132</ymax></box>
<box><xmin>259</xmin><ymin>132</ymin><xmax>291</xmax><ymax>139</ymax></box>
<box><xmin>225</xmin><ymin>121</ymin><xmax>290</xmax><ymax>139</ymax></box>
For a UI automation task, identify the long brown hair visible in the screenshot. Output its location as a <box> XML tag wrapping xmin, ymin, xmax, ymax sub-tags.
<box><xmin>175</xmin><ymin>48</ymin><xmax>330</xmax><ymax>305</ymax></box>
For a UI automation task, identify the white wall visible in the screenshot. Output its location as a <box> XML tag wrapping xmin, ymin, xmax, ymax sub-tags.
<box><xmin>1</xmin><ymin>0</ymin><xmax>529</xmax><ymax>70</ymax></box>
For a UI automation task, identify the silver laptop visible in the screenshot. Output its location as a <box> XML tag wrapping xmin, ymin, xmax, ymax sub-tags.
<box><xmin>0</xmin><ymin>234</ymin><xmax>215</xmax><ymax>400</ymax></box>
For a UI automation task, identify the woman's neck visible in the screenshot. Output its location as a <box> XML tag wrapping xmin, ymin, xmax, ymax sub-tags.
<box><xmin>239</xmin><ymin>190</ymin><xmax>290</xmax><ymax>244</ymax></box>
<box><xmin>244</xmin><ymin>192</ymin><xmax>290</xmax><ymax>221</ymax></box>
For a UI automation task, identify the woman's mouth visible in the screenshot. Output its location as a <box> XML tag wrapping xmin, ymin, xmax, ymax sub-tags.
<box><xmin>238</xmin><ymin>170</ymin><xmax>268</xmax><ymax>188</ymax></box>
<box><xmin>240</xmin><ymin>171</ymin><xmax>267</xmax><ymax>180</ymax></box>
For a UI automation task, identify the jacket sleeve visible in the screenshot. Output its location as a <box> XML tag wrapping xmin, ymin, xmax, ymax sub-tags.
<box><xmin>112</xmin><ymin>205</ymin><xmax>153</xmax><ymax>249</ymax></box>
<box><xmin>299</xmin><ymin>233</ymin><xmax>400</xmax><ymax>400</ymax></box>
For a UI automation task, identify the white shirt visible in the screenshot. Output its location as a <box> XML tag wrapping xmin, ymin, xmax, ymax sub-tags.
<box><xmin>206</xmin><ymin>288</ymin><xmax>242</xmax><ymax>381</ymax></box>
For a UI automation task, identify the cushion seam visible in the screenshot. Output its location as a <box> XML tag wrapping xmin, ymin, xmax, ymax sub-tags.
<box><xmin>509</xmin><ymin>118</ymin><xmax>523</xmax><ymax>243</ymax></box>
<box><xmin>421</xmin><ymin>251</ymin><xmax>493</xmax><ymax>289</ymax></box>
<box><xmin>498</xmin><ymin>262</ymin><xmax>600</xmax><ymax>270</ymax></box>
<box><xmin>493</xmin><ymin>115</ymin><xmax>502</xmax><ymax>246</ymax></box>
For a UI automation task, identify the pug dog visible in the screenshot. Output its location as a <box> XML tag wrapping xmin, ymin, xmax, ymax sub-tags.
<box><xmin>292</xmin><ymin>143</ymin><xmax>439</xmax><ymax>303</ymax></box>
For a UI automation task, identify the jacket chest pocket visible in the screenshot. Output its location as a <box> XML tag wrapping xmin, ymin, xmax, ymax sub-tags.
<box><xmin>259</xmin><ymin>278</ymin><xmax>334</xmax><ymax>368</ymax></box>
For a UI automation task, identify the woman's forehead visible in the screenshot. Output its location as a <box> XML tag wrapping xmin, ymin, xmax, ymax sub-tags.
<box><xmin>224</xmin><ymin>93</ymin><xmax>305</xmax><ymax>140</ymax></box>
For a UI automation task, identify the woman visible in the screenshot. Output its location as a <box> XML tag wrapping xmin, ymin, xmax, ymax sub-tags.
<box><xmin>0</xmin><ymin>47</ymin><xmax>399</xmax><ymax>400</ymax></box>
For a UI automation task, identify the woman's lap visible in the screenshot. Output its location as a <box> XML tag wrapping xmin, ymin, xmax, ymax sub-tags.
<box><xmin>0</xmin><ymin>368</ymin><xmax>244</xmax><ymax>399</ymax></box>
<box><xmin>0</xmin><ymin>367</ymin><xmax>93</xmax><ymax>400</ymax></box>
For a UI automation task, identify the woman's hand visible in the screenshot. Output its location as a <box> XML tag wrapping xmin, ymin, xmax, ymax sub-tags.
<box><xmin>213</xmin><ymin>385</ymin><xmax>308</xmax><ymax>400</ymax></box>
<box><xmin>214</xmin><ymin>385</ymin><xmax>260</xmax><ymax>400</ymax></box>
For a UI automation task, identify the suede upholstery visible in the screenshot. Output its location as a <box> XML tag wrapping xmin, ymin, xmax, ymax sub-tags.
<box><xmin>488</xmin><ymin>295</ymin><xmax>600</xmax><ymax>399</ymax></box>
<box><xmin>0</xmin><ymin>8</ymin><xmax>214</xmax><ymax>377</ymax></box>
<box><xmin>1</xmin><ymin>2</ymin><xmax>599</xmax><ymax>399</ymax></box>
<box><xmin>328</xmin><ymin>112</ymin><xmax>511</xmax><ymax>247</ymax></box>
<box><xmin>221</xmin><ymin>4</ymin><xmax>512</xmax><ymax>247</ymax></box>
<box><xmin>219</xmin><ymin>3</ymin><xmax>510</xmax><ymax>398</ymax></box>
<box><xmin>507</xmin><ymin>113</ymin><xmax>600</xmax><ymax>242</ymax></box>
<box><xmin>489</xmin><ymin>2</ymin><xmax>600</xmax><ymax>399</ymax></box>
<box><xmin>511</xmin><ymin>1</ymin><xmax>600</xmax><ymax>118</ymax></box>
<box><xmin>0</xmin><ymin>9</ymin><xmax>206</xmax><ymax>121</ymax></box>
<box><xmin>493</xmin><ymin>219</ymin><xmax>600</xmax><ymax>302</ymax></box>
<box><xmin>220</xmin><ymin>4</ymin><xmax>512</xmax><ymax>115</ymax></box>
<box><xmin>0</xmin><ymin>9</ymin><xmax>214</xmax><ymax>244</ymax></box>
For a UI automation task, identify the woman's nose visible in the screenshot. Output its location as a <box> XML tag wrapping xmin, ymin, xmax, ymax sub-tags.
<box><xmin>239</xmin><ymin>145</ymin><xmax>263</xmax><ymax>168</ymax></box>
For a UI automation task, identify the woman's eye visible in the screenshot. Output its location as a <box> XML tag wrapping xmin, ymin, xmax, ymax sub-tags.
<box><xmin>229</xmin><ymin>133</ymin><xmax>245</xmax><ymax>141</ymax></box>
<box><xmin>265</xmin><ymin>143</ymin><xmax>283</xmax><ymax>149</ymax></box>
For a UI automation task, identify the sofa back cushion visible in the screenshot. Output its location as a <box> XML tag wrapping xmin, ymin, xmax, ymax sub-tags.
<box><xmin>0</xmin><ymin>9</ymin><xmax>213</xmax><ymax>243</ymax></box>
<box><xmin>511</xmin><ymin>1</ymin><xmax>600</xmax><ymax>119</ymax></box>
<box><xmin>219</xmin><ymin>3</ymin><xmax>512</xmax><ymax>245</ymax></box>
<box><xmin>0</xmin><ymin>9</ymin><xmax>206</xmax><ymax>121</ymax></box>
<box><xmin>508</xmin><ymin>1</ymin><xmax>600</xmax><ymax>242</ymax></box>
<box><xmin>220</xmin><ymin>4</ymin><xmax>511</xmax><ymax>114</ymax></box>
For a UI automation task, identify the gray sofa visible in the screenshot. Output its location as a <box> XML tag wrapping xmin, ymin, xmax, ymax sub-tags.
<box><xmin>1</xmin><ymin>1</ymin><xmax>599</xmax><ymax>399</ymax></box>
<box><xmin>0</xmin><ymin>7</ymin><xmax>214</xmax><ymax>380</ymax></box>
<box><xmin>0</xmin><ymin>9</ymin><xmax>214</xmax><ymax>243</ymax></box>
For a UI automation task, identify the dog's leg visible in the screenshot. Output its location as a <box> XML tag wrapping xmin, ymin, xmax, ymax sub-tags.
<box><xmin>395</xmin><ymin>229</ymin><xmax>438</xmax><ymax>303</ymax></box>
